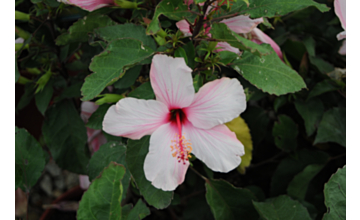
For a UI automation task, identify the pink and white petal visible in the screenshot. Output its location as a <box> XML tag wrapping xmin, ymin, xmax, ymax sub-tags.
<box><xmin>214</xmin><ymin>42</ymin><xmax>241</xmax><ymax>55</ymax></box>
<box><xmin>68</xmin><ymin>0</ymin><xmax>114</xmax><ymax>11</ymax></box>
<box><xmin>79</xmin><ymin>175</ymin><xmax>91</xmax><ymax>190</ymax></box>
<box><xmin>150</xmin><ymin>55</ymin><xmax>195</xmax><ymax>109</ymax></box>
<box><xmin>251</xmin><ymin>27</ymin><xmax>283</xmax><ymax>58</ymax></box>
<box><xmin>102</xmin><ymin>97</ymin><xmax>170</xmax><ymax>140</ymax></box>
<box><xmin>184</xmin><ymin>77</ymin><xmax>246</xmax><ymax>130</ymax></box>
<box><xmin>221</xmin><ymin>15</ymin><xmax>263</xmax><ymax>34</ymax></box>
<box><xmin>88</xmin><ymin>129</ymin><xmax>107</xmax><ymax>152</ymax></box>
<box><xmin>144</xmin><ymin>123</ymin><xmax>189</xmax><ymax>191</ymax></box>
<box><xmin>338</xmin><ymin>39</ymin><xmax>346</xmax><ymax>55</ymax></box>
<box><xmin>334</xmin><ymin>0</ymin><xmax>346</xmax><ymax>30</ymax></box>
<box><xmin>15</xmin><ymin>38</ymin><xmax>24</xmax><ymax>44</ymax></box>
<box><xmin>81</xmin><ymin>101</ymin><xmax>99</xmax><ymax>122</ymax></box>
<box><xmin>336</xmin><ymin>30</ymin><xmax>346</xmax><ymax>41</ymax></box>
<box><xmin>176</xmin><ymin>20</ymin><xmax>193</xmax><ymax>37</ymax></box>
<box><xmin>183</xmin><ymin>121</ymin><xmax>244</xmax><ymax>172</ymax></box>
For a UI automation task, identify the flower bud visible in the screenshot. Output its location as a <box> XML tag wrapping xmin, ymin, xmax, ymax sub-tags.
<box><xmin>95</xmin><ymin>94</ymin><xmax>124</xmax><ymax>105</ymax></box>
<box><xmin>15</xmin><ymin>11</ymin><xmax>30</xmax><ymax>21</ymax></box>
<box><xmin>35</xmin><ymin>69</ymin><xmax>52</xmax><ymax>94</ymax></box>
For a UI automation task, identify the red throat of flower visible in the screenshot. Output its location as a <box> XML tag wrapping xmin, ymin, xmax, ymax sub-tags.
<box><xmin>170</xmin><ymin>110</ymin><xmax>192</xmax><ymax>165</ymax></box>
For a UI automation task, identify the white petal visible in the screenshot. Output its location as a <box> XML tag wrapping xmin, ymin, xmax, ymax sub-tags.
<box><xmin>144</xmin><ymin>123</ymin><xmax>189</xmax><ymax>191</ymax></box>
<box><xmin>81</xmin><ymin>101</ymin><xmax>98</xmax><ymax>122</ymax></box>
<box><xmin>221</xmin><ymin>15</ymin><xmax>263</xmax><ymax>34</ymax></box>
<box><xmin>337</xmin><ymin>30</ymin><xmax>346</xmax><ymax>41</ymax></box>
<box><xmin>334</xmin><ymin>0</ymin><xmax>346</xmax><ymax>30</ymax></box>
<box><xmin>176</xmin><ymin>20</ymin><xmax>192</xmax><ymax>37</ymax></box>
<box><xmin>338</xmin><ymin>39</ymin><xmax>346</xmax><ymax>55</ymax></box>
<box><xmin>102</xmin><ymin>97</ymin><xmax>169</xmax><ymax>139</ymax></box>
<box><xmin>183</xmin><ymin>121</ymin><xmax>244</xmax><ymax>172</ymax></box>
<box><xmin>184</xmin><ymin>77</ymin><xmax>246</xmax><ymax>129</ymax></box>
<box><xmin>150</xmin><ymin>54</ymin><xmax>195</xmax><ymax>109</ymax></box>
<box><xmin>215</xmin><ymin>42</ymin><xmax>241</xmax><ymax>54</ymax></box>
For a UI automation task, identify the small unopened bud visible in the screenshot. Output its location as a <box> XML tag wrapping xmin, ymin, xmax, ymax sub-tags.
<box><xmin>35</xmin><ymin>69</ymin><xmax>52</xmax><ymax>94</ymax></box>
<box><xmin>208</xmin><ymin>41</ymin><xmax>218</xmax><ymax>52</ymax></box>
<box><xmin>114</xmin><ymin>0</ymin><xmax>139</xmax><ymax>9</ymax></box>
<box><xmin>17</xmin><ymin>76</ymin><xmax>32</xmax><ymax>85</ymax></box>
<box><xmin>95</xmin><ymin>94</ymin><xmax>124</xmax><ymax>105</ymax></box>
<box><xmin>15</xmin><ymin>26</ymin><xmax>31</xmax><ymax>40</ymax></box>
<box><xmin>15</xmin><ymin>11</ymin><xmax>30</xmax><ymax>21</ymax></box>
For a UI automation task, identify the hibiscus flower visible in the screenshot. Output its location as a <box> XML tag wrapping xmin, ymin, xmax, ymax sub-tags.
<box><xmin>334</xmin><ymin>0</ymin><xmax>346</xmax><ymax>55</ymax></box>
<box><xmin>103</xmin><ymin>54</ymin><xmax>246</xmax><ymax>191</ymax></box>
<box><xmin>58</xmin><ymin>0</ymin><xmax>137</xmax><ymax>12</ymax></box>
<box><xmin>177</xmin><ymin>14</ymin><xmax>283</xmax><ymax>58</ymax></box>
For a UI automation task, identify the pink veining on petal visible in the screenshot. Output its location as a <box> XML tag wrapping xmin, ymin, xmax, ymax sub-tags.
<box><xmin>176</xmin><ymin>20</ymin><xmax>193</xmax><ymax>37</ymax></box>
<box><xmin>144</xmin><ymin>122</ymin><xmax>189</xmax><ymax>191</ymax></box>
<box><xmin>251</xmin><ymin>27</ymin><xmax>283</xmax><ymax>59</ymax></box>
<box><xmin>338</xmin><ymin>39</ymin><xmax>346</xmax><ymax>55</ymax></box>
<box><xmin>183</xmin><ymin>120</ymin><xmax>244</xmax><ymax>172</ymax></box>
<box><xmin>221</xmin><ymin>15</ymin><xmax>263</xmax><ymax>34</ymax></box>
<box><xmin>150</xmin><ymin>54</ymin><xmax>195</xmax><ymax>109</ymax></box>
<box><xmin>184</xmin><ymin>77</ymin><xmax>246</xmax><ymax>130</ymax></box>
<box><xmin>103</xmin><ymin>98</ymin><xmax>170</xmax><ymax>139</ymax></box>
<box><xmin>68</xmin><ymin>0</ymin><xmax>114</xmax><ymax>11</ymax></box>
<box><xmin>215</xmin><ymin>42</ymin><xmax>241</xmax><ymax>54</ymax></box>
<box><xmin>334</xmin><ymin>0</ymin><xmax>346</xmax><ymax>30</ymax></box>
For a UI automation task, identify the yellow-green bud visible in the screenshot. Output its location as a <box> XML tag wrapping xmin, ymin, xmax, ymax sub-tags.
<box><xmin>35</xmin><ymin>69</ymin><xmax>52</xmax><ymax>94</ymax></box>
<box><xmin>15</xmin><ymin>11</ymin><xmax>30</xmax><ymax>21</ymax></box>
<box><xmin>114</xmin><ymin>0</ymin><xmax>139</xmax><ymax>9</ymax></box>
<box><xmin>17</xmin><ymin>76</ymin><xmax>32</xmax><ymax>85</ymax></box>
<box><xmin>95</xmin><ymin>94</ymin><xmax>124</xmax><ymax>105</ymax></box>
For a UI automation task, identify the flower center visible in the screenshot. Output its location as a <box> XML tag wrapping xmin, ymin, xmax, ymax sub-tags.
<box><xmin>170</xmin><ymin>110</ymin><xmax>192</xmax><ymax>164</ymax></box>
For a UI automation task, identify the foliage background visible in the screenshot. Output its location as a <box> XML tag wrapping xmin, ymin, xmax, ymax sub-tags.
<box><xmin>15</xmin><ymin>0</ymin><xmax>346</xmax><ymax>219</ymax></box>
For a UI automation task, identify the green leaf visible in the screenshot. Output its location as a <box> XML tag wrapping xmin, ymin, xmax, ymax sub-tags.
<box><xmin>226</xmin><ymin>0</ymin><xmax>329</xmax><ymax>19</ymax></box>
<box><xmin>253</xmin><ymin>195</ymin><xmax>312</xmax><ymax>220</ymax></box>
<box><xmin>81</xmin><ymin>39</ymin><xmax>154</xmax><ymax>101</ymax></box>
<box><xmin>272</xmin><ymin>115</ymin><xmax>298</xmax><ymax>152</ymax></box>
<box><xmin>232</xmin><ymin>44</ymin><xmax>306</xmax><ymax>95</ymax></box>
<box><xmin>323</xmin><ymin>166</ymin><xmax>346</xmax><ymax>220</ymax></box>
<box><xmin>15</xmin><ymin>127</ymin><xmax>46</xmax><ymax>191</ymax></box>
<box><xmin>128</xmin><ymin>82</ymin><xmax>155</xmax><ymax>100</ymax></box>
<box><xmin>210</xmin><ymin>23</ymin><xmax>272</xmax><ymax>57</ymax></box>
<box><xmin>126</xmin><ymin>136</ymin><xmax>173</xmax><ymax>209</ymax></box>
<box><xmin>174</xmin><ymin>47</ymin><xmax>188</xmax><ymax>66</ymax></box>
<box><xmin>273</xmin><ymin>96</ymin><xmax>287</xmax><ymax>112</ymax></box>
<box><xmin>56</xmin><ymin>14</ymin><xmax>117</xmax><ymax>45</ymax></box>
<box><xmin>218</xmin><ymin>51</ymin><xmax>239</xmax><ymax>65</ymax></box>
<box><xmin>193</xmin><ymin>74</ymin><xmax>203</xmax><ymax>93</ymax></box>
<box><xmin>15</xmin><ymin>55</ymin><xmax>20</xmax><ymax>83</ymax></box>
<box><xmin>183</xmin><ymin>41</ymin><xmax>196</xmax><ymax>69</ymax></box>
<box><xmin>303</xmin><ymin>37</ymin><xmax>334</xmax><ymax>74</ymax></box>
<box><xmin>125</xmin><ymin>199</ymin><xmax>151</xmax><ymax>220</ymax></box>
<box><xmin>294</xmin><ymin>98</ymin><xmax>324</xmax><ymax>136</ymax></box>
<box><xmin>86</xmin><ymin>104</ymin><xmax>111</xmax><ymax>130</ymax></box>
<box><xmin>95</xmin><ymin>23</ymin><xmax>157</xmax><ymax>51</ymax></box>
<box><xmin>225</xmin><ymin>117</ymin><xmax>253</xmax><ymax>174</ymax></box>
<box><xmin>314</xmin><ymin>107</ymin><xmax>346</xmax><ymax>147</ymax></box>
<box><xmin>16</xmin><ymin>84</ymin><xmax>35</xmax><ymax>111</ymax></box>
<box><xmin>194</xmin><ymin>0</ymin><xmax>206</xmax><ymax>3</ymax></box>
<box><xmin>147</xmin><ymin>0</ymin><xmax>194</xmax><ymax>35</ymax></box>
<box><xmin>241</xmin><ymin>106</ymin><xmax>270</xmax><ymax>146</ymax></box>
<box><xmin>35</xmin><ymin>82</ymin><xmax>53</xmax><ymax>115</ymax></box>
<box><xmin>88</xmin><ymin>142</ymin><xmax>130</xmax><ymax>200</ymax></box>
<box><xmin>205</xmin><ymin>179</ymin><xmax>259</xmax><ymax>220</ymax></box>
<box><xmin>113</xmin><ymin>66</ymin><xmax>142</xmax><ymax>90</ymax></box>
<box><xmin>287</xmin><ymin>164</ymin><xmax>325</xmax><ymax>200</ymax></box>
<box><xmin>307</xmin><ymin>80</ymin><xmax>339</xmax><ymax>101</ymax></box>
<box><xmin>55</xmin><ymin>82</ymin><xmax>82</xmax><ymax>102</ymax></box>
<box><xmin>42</xmin><ymin>100</ymin><xmax>90</xmax><ymax>174</ymax></box>
<box><xmin>77</xmin><ymin>162</ymin><xmax>125</xmax><ymax>220</ymax></box>
<box><xmin>270</xmin><ymin>149</ymin><xmax>329</xmax><ymax>196</ymax></box>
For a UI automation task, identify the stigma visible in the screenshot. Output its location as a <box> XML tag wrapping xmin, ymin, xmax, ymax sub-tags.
<box><xmin>170</xmin><ymin>134</ymin><xmax>192</xmax><ymax>164</ymax></box>
<box><xmin>170</xmin><ymin>110</ymin><xmax>192</xmax><ymax>164</ymax></box>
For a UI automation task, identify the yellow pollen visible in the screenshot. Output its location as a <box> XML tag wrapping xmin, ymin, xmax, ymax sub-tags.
<box><xmin>170</xmin><ymin>133</ymin><xmax>193</xmax><ymax>163</ymax></box>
